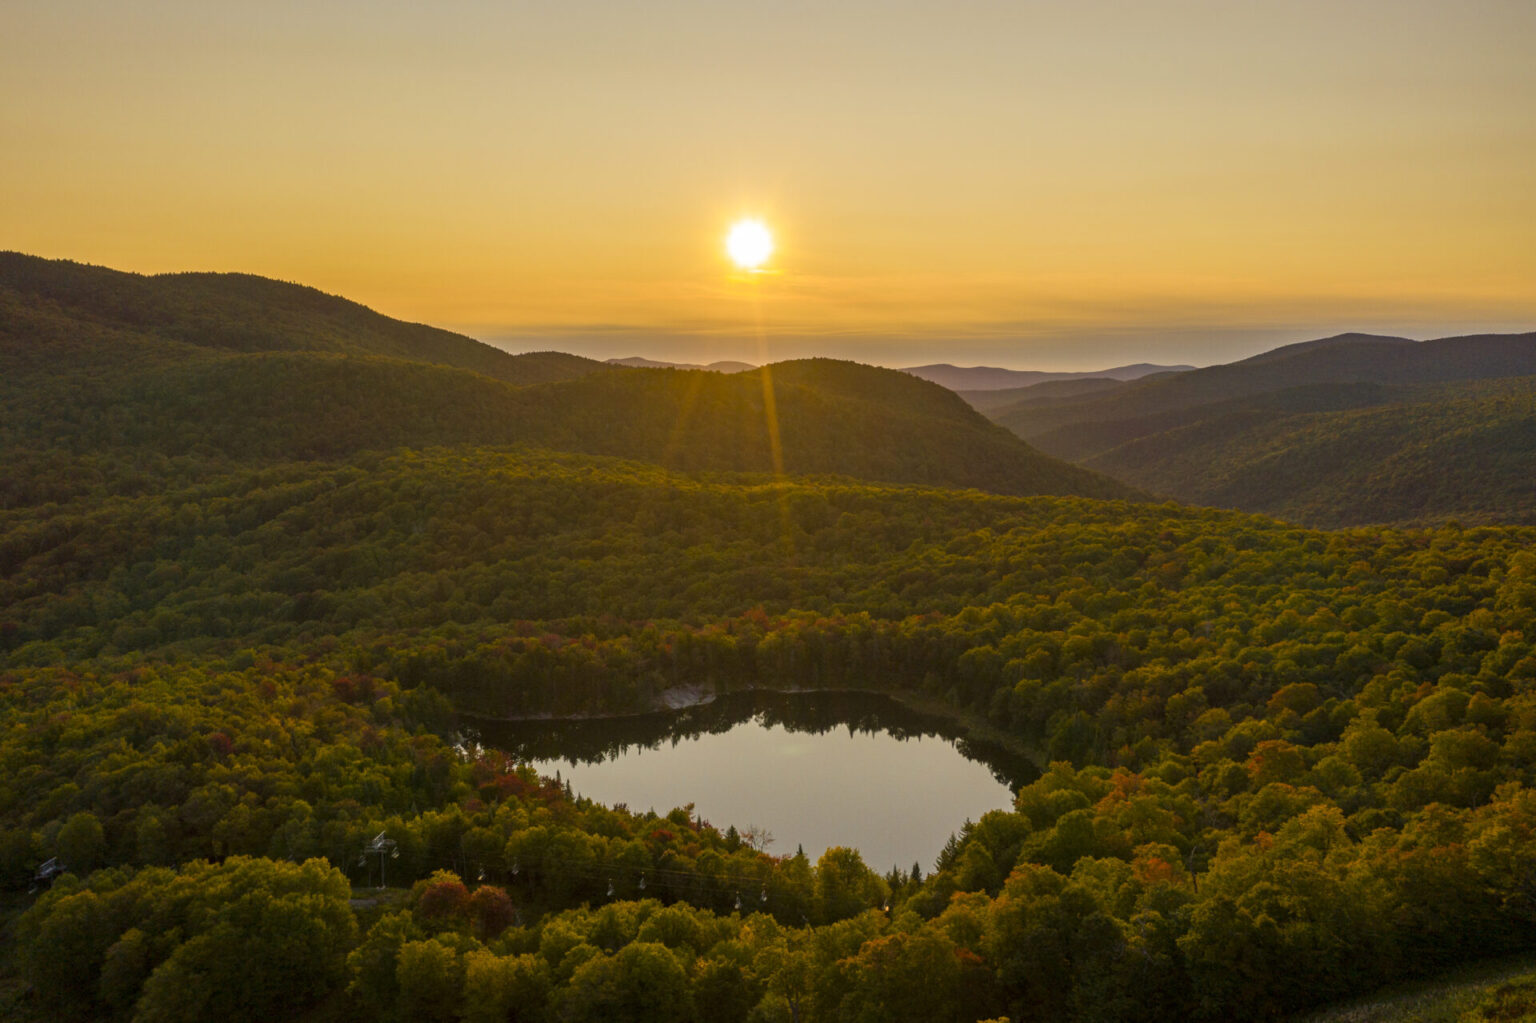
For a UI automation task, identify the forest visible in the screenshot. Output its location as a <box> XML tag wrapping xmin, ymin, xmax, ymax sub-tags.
<box><xmin>4</xmin><ymin>254</ymin><xmax>1536</xmax><ymax>1021</ymax></box>
<box><xmin>6</xmin><ymin>446</ymin><xmax>1536</xmax><ymax>1021</ymax></box>
<box><xmin>0</xmin><ymin>252</ymin><xmax>1130</xmax><ymax>502</ymax></box>
<box><xmin>973</xmin><ymin>331</ymin><xmax>1536</xmax><ymax>527</ymax></box>
<box><xmin>1078</xmin><ymin>376</ymin><xmax>1536</xmax><ymax>527</ymax></box>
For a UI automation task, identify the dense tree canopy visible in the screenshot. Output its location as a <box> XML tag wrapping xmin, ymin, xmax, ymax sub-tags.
<box><xmin>4</xmin><ymin>257</ymin><xmax>1536</xmax><ymax>1020</ymax></box>
<box><xmin>3</xmin><ymin>445</ymin><xmax>1535</xmax><ymax>1020</ymax></box>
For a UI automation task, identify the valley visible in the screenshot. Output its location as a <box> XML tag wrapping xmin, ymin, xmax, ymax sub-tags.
<box><xmin>3</xmin><ymin>255</ymin><xmax>1536</xmax><ymax>1022</ymax></box>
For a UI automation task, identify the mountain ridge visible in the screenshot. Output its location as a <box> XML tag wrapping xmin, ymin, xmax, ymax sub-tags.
<box><xmin>903</xmin><ymin>361</ymin><xmax>1194</xmax><ymax>391</ymax></box>
<box><xmin>1233</xmin><ymin>331</ymin><xmax>1415</xmax><ymax>364</ymax></box>
<box><xmin>1082</xmin><ymin>376</ymin><xmax>1536</xmax><ymax>527</ymax></box>
<box><xmin>606</xmin><ymin>355</ymin><xmax>756</xmax><ymax>372</ymax></box>
<box><xmin>969</xmin><ymin>329</ymin><xmax>1536</xmax><ymax>525</ymax></box>
<box><xmin>0</xmin><ymin>251</ymin><xmax>608</xmax><ymax>387</ymax></box>
<box><xmin>0</xmin><ymin>252</ymin><xmax>1138</xmax><ymax>503</ymax></box>
<box><xmin>992</xmin><ymin>330</ymin><xmax>1536</xmax><ymax>459</ymax></box>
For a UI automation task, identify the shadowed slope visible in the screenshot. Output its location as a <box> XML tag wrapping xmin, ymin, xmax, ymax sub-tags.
<box><xmin>995</xmin><ymin>332</ymin><xmax>1536</xmax><ymax>460</ymax></box>
<box><xmin>0</xmin><ymin>251</ymin><xmax>606</xmax><ymax>386</ymax></box>
<box><xmin>0</xmin><ymin>253</ymin><xmax>1138</xmax><ymax>501</ymax></box>
<box><xmin>1084</xmin><ymin>376</ymin><xmax>1536</xmax><ymax>527</ymax></box>
<box><xmin>959</xmin><ymin>377</ymin><xmax>1127</xmax><ymax>414</ymax></box>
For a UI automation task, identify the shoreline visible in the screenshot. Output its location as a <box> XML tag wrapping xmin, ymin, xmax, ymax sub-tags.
<box><xmin>458</xmin><ymin>682</ymin><xmax>1046</xmax><ymax>772</ymax></box>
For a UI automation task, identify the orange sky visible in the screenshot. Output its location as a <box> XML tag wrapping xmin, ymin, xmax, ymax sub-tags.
<box><xmin>4</xmin><ymin>1</ymin><xmax>1533</xmax><ymax>368</ymax></box>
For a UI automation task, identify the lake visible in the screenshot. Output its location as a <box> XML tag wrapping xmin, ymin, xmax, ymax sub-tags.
<box><xmin>473</xmin><ymin>690</ymin><xmax>1037</xmax><ymax>874</ymax></box>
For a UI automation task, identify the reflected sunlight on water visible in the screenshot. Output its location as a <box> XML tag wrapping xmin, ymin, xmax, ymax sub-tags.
<box><xmin>477</xmin><ymin>690</ymin><xmax>1033</xmax><ymax>872</ymax></box>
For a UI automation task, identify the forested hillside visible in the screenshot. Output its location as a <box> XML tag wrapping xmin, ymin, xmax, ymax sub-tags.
<box><xmin>994</xmin><ymin>332</ymin><xmax>1536</xmax><ymax>459</ymax></box>
<box><xmin>959</xmin><ymin>377</ymin><xmax>1128</xmax><ymax>414</ymax></box>
<box><xmin>5</xmin><ymin>445</ymin><xmax>1536</xmax><ymax>1021</ymax></box>
<box><xmin>975</xmin><ymin>332</ymin><xmax>1536</xmax><ymax>527</ymax></box>
<box><xmin>0</xmin><ymin>251</ymin><xmax>604</xmax><ymax>386</ymax></box>
<box><xmin>4</xmin><ymin>259</ymin><xmax>1536</xmax><ymax>1022</ymax></box>
<box><xmin>1084</xmin><ymin>376</ymin><xmax>1536</xmax><ymax>527</ymax></box>
<box><xmin>0</xmin><ymin>254</ymin><xmax>1132</xmax><ymax>501</ymax></box>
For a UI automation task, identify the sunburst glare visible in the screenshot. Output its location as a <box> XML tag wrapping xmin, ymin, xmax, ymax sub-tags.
<box><xmin>726</xmin><ymin>219</ymin><xmax>773</xmax><ymax>271</ymax></box>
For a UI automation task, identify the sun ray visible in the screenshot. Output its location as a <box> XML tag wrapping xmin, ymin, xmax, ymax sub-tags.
<box><xmin>657</xmin><ymin>363</ymin><xmax>710</xmax><ymax>468</ymax></box>
<box><xmin>746</xmin><ymin>271</ymin><xmax>797</xmax><ymax>572</ymax></box>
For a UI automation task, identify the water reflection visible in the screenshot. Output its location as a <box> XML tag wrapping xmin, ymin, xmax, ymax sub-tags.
<box><xmin>472</xmin><ymin>690</ymin><xmax>1038</xmax><ymax>872</ymax></box>
<box><xmin>474</xmin><ymin>689</ymin><xmax>1038</xmax><ymax>791</ymax></box>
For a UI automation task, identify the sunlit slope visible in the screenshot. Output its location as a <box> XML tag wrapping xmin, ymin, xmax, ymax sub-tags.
<box><xmin>528</xmin><ymin>358</ymin><xmax>1134</xmax><ymax>497</ymax></box>
<box><xmin>1085</xmin><ymin>376</ymin><xmax>1536</xmax><ymax>527</ymax></box>
<box><xmin>5</xmin><ymin>347</ymin><xmax>1134</xmax><ymax>499</ymax></box>
<box><xmin>0</xmin><ymin>447</ymin><xmax>1134</xmax><ymax>663</ymax></box>
<box><xmin>0</xmin><ymin>250</ymin><xmax>605</xmax><ymax>385</ymax></box>
<box><xmin>1</xmin><ymin>251</ymin><xmax>1134</xmax><ymax>500</ymax></box>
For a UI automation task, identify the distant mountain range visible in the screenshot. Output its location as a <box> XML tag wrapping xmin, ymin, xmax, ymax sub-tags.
<box><xmin>11</xmin><ymin>251</ymin><xmax>1532</xmax><ymax>526</ymax></box>
<box><xmin>968</xmin><ymin>330</ymin><xmax>1536</xmax><ymax>526</ymax></box>
<box><xmin>0</xmin><ymin>252</ymin><xmax>1135</xmax><ymax>502</ymax></box>
<box><xmin>902</xmin><ymin>361</ymin><xmax>1193</xmax><ymax>391</ymax></box>
<box><xmin>606</xmin><ymin>356</ymin><xmax>756</xmax><ymax>373</ymax></box>
<box><xmin>959</xmin><ymin>377</ymin><xmax>1130</xmax><ymax>414</ymax></box>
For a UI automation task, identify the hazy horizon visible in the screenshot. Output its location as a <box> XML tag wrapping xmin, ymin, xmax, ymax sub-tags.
<box><xmin>470</xmin><ymin>320</ymin><xmax>1536</xmax><ymax>373</ymax></box>
<box><xmin>6</xmin><ymin>0</ymin><xmax>1533</xmax><ymax>370</ymax></box>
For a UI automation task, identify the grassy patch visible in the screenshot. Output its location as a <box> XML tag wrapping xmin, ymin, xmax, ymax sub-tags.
<box><xmin>1295</xmin><ymin>955</ymin><xmax>1536</xmax><ymax>1023</ymax></box>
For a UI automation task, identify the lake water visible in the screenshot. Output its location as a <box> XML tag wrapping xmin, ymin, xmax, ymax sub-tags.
<box><xmin>474</xmin><ymin>690</ymin><xmax>1037</xmax><ymax>874</ymax></box>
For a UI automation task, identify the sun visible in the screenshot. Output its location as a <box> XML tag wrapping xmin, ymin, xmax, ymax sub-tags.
<box><xmin>726</xmin><ymin>219</ymin><xmax>773</xmax><ymax>270</ymax></box>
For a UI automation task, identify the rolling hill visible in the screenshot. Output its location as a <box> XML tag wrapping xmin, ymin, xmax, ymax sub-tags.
<box><xmin>0</xmin><ymin>250</ymin><xmax>607</xmax><ymax>386</ymax></box>
<box><xmin>992</xmin><ymin>332</ymin><xmax>1536</xmax><ymax>460</ymax></box>
<box><xmin>0</xmin><ymin>252</ymin><xmax>1136</xmax><ymax>502</ymax></box>
<box><xmin>976</xmin><ymin>331</ymin><xmax>1536</xmax><ymax>526</ymax></box>
<box><xmin>2</xmin><ymin>349</ymin><xmax>1136</xmax><ymax>500</ymax></box>
<box><xmin>606</xmin><ymin>356</ymin><xmax>756</xmax><ymax>372</ymax></box>
<box><xmin>958</xmin><ymin>376</ymin><xmax>1128</xmax><ymax>414</ymax></box>
<box><xmin>902</xmin><ymin>360</ymin><xmax>1192</xmax><ymax>391</ymax></box>
<box><xmin>7</xmin><ymin>431</ymin><xmax>1536</xmax><ymax>1023</ymax></box>
<box><xmin>8</xmin><ymin>256</ymin><xmax>1536</xmax><ymax>1023</ymax></box>
<box><xmin>1083</xmin><ymin>376</ymin><xmax>1536</xmax><ymax>527</ymax></box>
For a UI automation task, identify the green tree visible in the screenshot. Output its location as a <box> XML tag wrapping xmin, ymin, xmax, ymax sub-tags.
<box><xmin>395</xmin><ymin>938</ymin><xmax>466</xmax><ymax>1023</ymax></box>
<box><xmin>813</xmin><ymin>847</ymin><xmax>886</xmax><ymax>924</ymax></box>
<box><xmin>556</xmin><ymin>942</ymin><xmax>692</xmax><ymax>1023</ymax></box>
<box><xmin>347</xmin><ymin>911</ymin><xmax>425</xmax><ymax>1017</ymax></box>
<box><xmin>460</xmin><ymin>950</ymin><xmax>550</xmax><ymax>1023</ymax></box>
<box><xmin>56</xmin><ymin>811</ymin><xmax>106</xmax><ymax>872</ymax></box>
<box><xmin>835</xmin><ymin>928</ymin><xmax>964</xmax><ymax>1023</ymax></box>
<box><xmin>134</xmin><ymin>858</ymin><xmax>356</xmax><ymax>1023</ymax></box>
